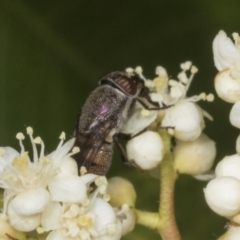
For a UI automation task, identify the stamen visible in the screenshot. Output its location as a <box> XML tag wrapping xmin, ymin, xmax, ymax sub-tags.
<box><xmin>59</xmin><ymin>132</ymin><xmax>66</xmax><ymax>140</ymax></box>
<box><xmin>80</xmin><ymin>166</ymin><xmax>87</xmax><ymax>176</ymax></box>
<box><xmin>232</xmin><ymin>32</ymin><xmax>240</xmax><ymax>46</ymax></box>
<box><xmin>16</xmin><ymin>132</ymin><xmax>25</xmax><ymax>153</ymax></box>
<box><xmin>168</xmin><ymin>128</ymin><xmax>174</xmax><ymax>135</ymax></box>
<box><xmin>34</xmin><ymin>137</ymin><xmax>42</xmax><ymax>144</ymax></box>
<box><xmin>125</xmin><ymin>67</ymin><xmax>134</xmax><ymax>74</ymax></box>
<box><xmin>103</xmin><ymin>194</ymin><xmax>111</xmax><ymax>202</ymax></box>
<box><xmin>26</xmin><ymin>127</ymin><xmax>33</xmax><ymax>135</ymax></box>
<box><xmin>180</xmin><ymin>61</ymin><xmax>192</xmax><ymax>71</ymax></box>
<box><xmin>135</xmin><ymin>66</ymin><xmax>143</xmax><ymax>75</ymax></box>
<box><xmin>82</xmin><ymin>198</ymin><xmax>90</xmax><ymax>207</ymax></box>
<box><xmin>191</xmin><ymin>65</ymin><xmax>198</xmax><ymax>74</ymax></box>
<box><xmin>16</xmin><ymin>132</ymin><xmax>25</xmax><ymax>140</ymax></box>
<box><xmin>155</xmin><ymin>66</ymin><xmax>168</xmax><ymax>77</ymax></box>
<box><xmin>199</xmin><ymin>92</ymin><xmax>206</xmax><ymax>100</ymax></box>
<box><xmin>56</xmin><ymin>132</ymin><xmax>66</xmax><ymax>151</ymax></box>
<box><xmin>206</xmin><ymin>93</ymin><xmax>214</xmax><ymax>102</ymax></box>
<box><xmin>178</xmin><ymin>71</ymin><xmax>189</xmax><ymax>84</ymax></box>
<box><xmin>184</xmin><ymin>66</ymin><xmax>198</xmax><ymax>93</ymax></box>
<box><xmin>72</xmin><ymin>146</ymin><xmax>80</xmax><ymax>153</ymax></box>
<box><xmin>65</xmin><ymin>147</ymin><xmax>80</xmax><ymax>159</ymax></box>
<box><xmin>36</xmin><ymin>227</ymin><xmax>44</xmax><ymax>234</ymax></box>
<box><xmin>34</xmin><ymin>137</ymin><xmax>45</xmax><ymax>157</ymax></box>
<box><xmin>135</xmin><ymin>68</ymin><xmax>147</xmax><ymax>81</ymax></box>
<box><xmin>26</xmin><ymin>126</ymin><xmax>38</xmax><ymax>164</ymax></box>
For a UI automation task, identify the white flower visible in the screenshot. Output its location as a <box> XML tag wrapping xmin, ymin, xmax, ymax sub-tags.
<box><xmin>151</xmin><ymin>63</ymin><xmax>212</xmax><ymax>141</ymax></box>
<box><xmin>215</xmin><ymin>154</ymin><xmax>240</xmax><ymax>180</ymax></box>
<box><xmin>125</xmin><ymin>63</ymin><xmax>213</xmax><ymax>142</ymax></box>
<box><xmin>213</xmin><ymin>30</ymin><xmax>240</xmax><ymax>71</ymax></box>
<box><xmin>0</xmin><ymin>127</ymin><xmax>86</xmax><ymax>232</ymax></box>
<box><xmin>213</xmin><ymin>31</ymin><xmax>240</xmax><ymax>103</ymax></box>
<box><xmin>173</xmin><ymin>133</ymin><xmax>216</xmax><ymax>175</ymax></box>
<box><xmin>42</xmin><ymin>194</ymin><xmax>119</xmax><ymax>239</ymax></box>
<box><xmin>38</xmin><ymin>174</ymin><xmax>133</xmax><ymax>240</ymax></box>
<box><xmin>126</xmin><ymin>131</ymin><xmax>164</xmax><ymax>170</ymax></box>
<box><xmin>204</xmin><ymin>177</ymin><xmax>240</xmax><ymax>217</ymax></box>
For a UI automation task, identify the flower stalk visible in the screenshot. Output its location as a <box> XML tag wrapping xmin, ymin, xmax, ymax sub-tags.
<box><xmin>134</xmin><ymin>130</ymin><xmax>180</xmax><ymax>240</ymax></box>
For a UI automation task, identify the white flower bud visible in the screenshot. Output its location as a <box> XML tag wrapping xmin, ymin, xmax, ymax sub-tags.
<box><xmin>204</xmin><ymin>177</ymin><xmax>240</xmax><ymax>217</ymax></box>
<box><xmin>11</xmin><ymin>188</ymin><xmax>49</xmax><ymax>215</ymax></box>
<box><xmin>7</xmin><ymin>201</ymin><xmax>41</xmax><ymax>232</ymax></box>
<box><xmin>107</xmin><ymin>177</ymin><xmax>136</xmax><ymax>207</ymax></box>
<box><xmin>173</xmin><ymin>133</ymin><xmax>216</xmax><ymax>175</ymax></box>
<box><xmin>161</xmin><ymin>101</ymin><xmax>204</xmax><ymax>141</ymax></box>
<box><xmin>215</xmin><ymin>154</ymin><xmax>240</xmax><ymax>180</ymax></box>
<box><xmin>126</xmin><ymin>131</ymin><xmax>164</xmax><ymax>170</ymax></box>
<box><xmin>213</xmin><ymin>30</ymin><xmax>240</xmax><ymax>71</ymax></box>
<box><xmin>214</xmin><ymin>69</ymin><xmax>240</xmax><ymax>103</ymax></box>
<box><xmin>218</xmin><ymin>226</ymin><xmax>240</xmax><ymax>240</ymax></box>
<box><xmin>230</xmin><ymin>101</ymin><xmax>240</xmax><ymax>127</ymax></box>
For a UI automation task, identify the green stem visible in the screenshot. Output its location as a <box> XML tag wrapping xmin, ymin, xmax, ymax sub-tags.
<box><xmin>158</xmin><ymin>151</ymin><xmax>180</xmax><ymax>240</ymax></box>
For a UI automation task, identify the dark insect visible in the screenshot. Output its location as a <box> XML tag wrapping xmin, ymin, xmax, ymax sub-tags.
<box><xmin>73</xmin><ymin>71</ymin><xmax>162</xmax><ymax>175</ymax></box>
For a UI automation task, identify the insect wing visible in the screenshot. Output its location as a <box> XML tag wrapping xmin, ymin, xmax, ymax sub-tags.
<box><xmin>73</xmin><ymin>121</ymin><xmax>113</xmax><ymax>170</ymax></box>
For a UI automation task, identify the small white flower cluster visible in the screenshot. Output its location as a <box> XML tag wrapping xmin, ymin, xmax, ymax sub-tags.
<box><xmin>204</xmin><ymin>30</ymin><xmax>240</xmax><ymax>239</ymax></box>
<box><xmin>0</xmin><ymin>127</ymin><xmax>134</xmax><ymax>240</ymax></box>
<box><xmin>122</xmin><ymin>64</ymin><xmax>216</xmax><ymax>178</ymax></box>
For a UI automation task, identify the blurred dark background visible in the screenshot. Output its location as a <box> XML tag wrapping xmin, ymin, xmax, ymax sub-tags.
<box><xmin>0</xmin><ymin>0</ymin><xmax>239</xmax><ymax>239</ymax></box>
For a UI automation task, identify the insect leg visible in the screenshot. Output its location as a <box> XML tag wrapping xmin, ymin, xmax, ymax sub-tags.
<box><xmin>137</xmin><ymin>98</ymin><xmax>172</xmax><ymax>110</ymax></box>
<box><xmin>113</xmin><ymin>135</ymin><xmax>129</xmax><ymax>164</ymax></box>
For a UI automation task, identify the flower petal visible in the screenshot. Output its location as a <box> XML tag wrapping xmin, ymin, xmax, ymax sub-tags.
<box><xmin>47</xmin><ymin>138</ymin><xmax>75</xmax><ymax>161</ymax></box>
<box><xmin>213</xmin><ymin>30</ymin><xmax>240</xmax><ymax>71</ymax></box>
<box><xmin>0</xmin><ymin>147</ymin><xmax>20</xmax><ymax>171</ymax></box>
<box><xmin>48</xmin><ymin>175</ymin><xmax>86</xmax><ymax>203</ymax></box>
<box><xmin>46</xmin><ymin>230</ymin><xmax>65</xmax><ymax>240</ymax></box>
<box><xmin>12</xmin><ymin>188</ymin><xmax>49</xmax><ymax>215</ymax></box>
<box><xmin>41</xmin><ymin>201</ymin><xmax>61</xmax><ymax>232</ymax></box>
<box><xmin>58</xmin><ymin>157</ymin><xmax>78</xmax><ymax>176</ymax></box>
<box><xmin>121</xmin><ymin>105</ymin><xmax>157</xmax><ymax>135</ymax></box>
<box><xmin>7</xmin><ymin>201</ymin><xmax>41</xmax><ymax>232</ymax></box>
<box><xmin>89</xmin><ymin>198</ymin><xmax>116</xmax><ymax>234</ymax></box>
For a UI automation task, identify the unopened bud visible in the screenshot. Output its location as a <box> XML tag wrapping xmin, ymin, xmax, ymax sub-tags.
<box><xmin>173</xmin><ymin>133</ymin><xmax>216</xmax><ymax>175</ymax></box>
<box><xmin>107</xmin><ymin>177</ymin><xmax>136</xmax><ymax>207</ymax></box>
